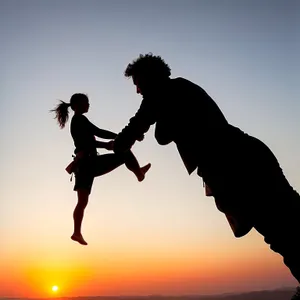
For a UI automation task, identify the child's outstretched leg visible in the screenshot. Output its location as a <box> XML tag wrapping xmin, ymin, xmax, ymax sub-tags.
<box><xmin>124</xmin><ymin>150</ymin><xmax>151</xmax><ymax>182</ymax></box>
<box><xmin>92</xmin><ymin>152</ymin><xmax>151</xmax><ymax>182</ymax></box>
<box><xmin>71</xmin><ymin>189</ymin><xmax>89</xmax><ymax>245</ymax></box>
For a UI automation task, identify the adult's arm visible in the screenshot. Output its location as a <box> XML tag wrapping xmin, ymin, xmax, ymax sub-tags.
<box><xmin>113</xmin><ymin>98</ymin><xmax>157</xmax><ymax>153</ymax></box>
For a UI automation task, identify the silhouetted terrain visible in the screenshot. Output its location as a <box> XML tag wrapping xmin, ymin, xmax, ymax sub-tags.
<box><xmin>0</xmin><ymin>288</ymin><xmax>296</xmax><ymax>300</ymax></box>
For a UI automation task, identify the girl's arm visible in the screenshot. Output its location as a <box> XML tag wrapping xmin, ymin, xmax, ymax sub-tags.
<box><xmin>95</xmin><ymin>140</ymin><xmax>114</xmax><ymax>150</ymax></box>
<box><xmin>87</xmin><ymin>119</ymin><xmax>117</xmax><ymax>139</ymax></box>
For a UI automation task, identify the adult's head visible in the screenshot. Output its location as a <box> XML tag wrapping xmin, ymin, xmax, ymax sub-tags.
<box><xmin>124</xmin><ymin>53</ymin><xmax>171</xmax><ymax>96</ymax></box>
<box><xmin>51</xmin><ymin>93</ymin><xmax>90</xmax><ymax>128</ymax></box>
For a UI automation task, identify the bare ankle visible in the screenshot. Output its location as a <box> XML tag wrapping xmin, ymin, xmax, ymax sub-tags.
<box><xmin>135</xmin><ymin>163</ymin><xmax>151</xmax><ymax>182</ymax></box>
<box><xmin>71</xmin><ymin>233</ymin><xmax>88</xmax><ymax>245</ymax></box>
<box><xmin>141</xmin><ymin>163</ymin><xmax>151</xmax><ymax>174</ymax></box>
<box><xmin>135</xmin><ymin>171</ymin><xmax>145</xmax><ymax>182</ymax></box>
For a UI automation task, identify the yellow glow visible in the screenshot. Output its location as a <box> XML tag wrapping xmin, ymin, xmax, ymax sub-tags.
<box><xmin>52</xmin><ymin>285</ymin><xmax>59</xmax><ymax>292</ymax></box>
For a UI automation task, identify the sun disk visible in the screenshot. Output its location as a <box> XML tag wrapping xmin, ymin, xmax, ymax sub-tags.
<box><xmin>52</xmin><ymin>285</ymin><xmax>59</xmax><ymax>292</ymax></box>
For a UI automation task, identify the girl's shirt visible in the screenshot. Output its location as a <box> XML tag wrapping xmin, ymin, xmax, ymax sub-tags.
<box><xmin>70</xmin><ymin>114</ymin><xmax>116</xmax><ymax>155</ymax></box>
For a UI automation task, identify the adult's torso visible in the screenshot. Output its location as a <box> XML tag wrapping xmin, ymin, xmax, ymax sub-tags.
<box><xmin>154</xmin><ymin>77</ymin><xmax>247</xmax><ymax>173</ymax></box>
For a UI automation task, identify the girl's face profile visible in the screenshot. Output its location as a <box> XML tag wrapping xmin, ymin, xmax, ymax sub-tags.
<box><xmin>74</xmin><ymin>97</ymin><xmax>89</xmax><ymax>114</ymax></box>
<box><xmin>81</xmin><ymin>98</ymin><xmax>90</xmax><ymax>113</ymax></box>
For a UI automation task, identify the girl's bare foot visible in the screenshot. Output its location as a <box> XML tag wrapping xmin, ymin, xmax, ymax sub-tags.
<box><xmin>136</xmin><ymin>163</ymin><xmax>151</xmax><ymax>182</ymax></box>
<box><xmin>71</xmin><ymin>233</ymin><xmax>88</xmax><ymax>245</ymax></box>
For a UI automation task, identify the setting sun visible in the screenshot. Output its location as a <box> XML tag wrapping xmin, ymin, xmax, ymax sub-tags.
<box><xmin>52</xmin><ymin>285</ymin><xmax>59</xmax><ymax>292</ymax></box>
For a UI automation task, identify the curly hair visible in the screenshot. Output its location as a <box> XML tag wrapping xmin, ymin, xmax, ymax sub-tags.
<box><xmin>124</xmin><ymin>53</ymin><xmax>171</xmax><ymax>79</ymax></box>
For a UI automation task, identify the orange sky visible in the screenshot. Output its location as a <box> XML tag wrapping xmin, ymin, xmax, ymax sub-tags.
<box><xmin>1</xmin><ymin>231</ymin><xmax>296</xmax><ymax>297</ymax></box>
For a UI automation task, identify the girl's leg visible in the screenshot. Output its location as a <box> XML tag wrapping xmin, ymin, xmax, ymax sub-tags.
<box><xmin>71</xmin><ymin>189</ymin><xmax>89</xmax><ymax>245</ymax></box>
<box><xmin>93</xmin><ymin>153</ymin><xmax>127</xmax><ymax>176</ymax></box>
<box><xmin>93</xmin><ymin>152</ymin><xmax>151</xmax><ymax>181</ymax></box>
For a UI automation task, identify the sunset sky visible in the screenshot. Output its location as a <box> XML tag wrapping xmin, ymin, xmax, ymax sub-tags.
<box><xmin>0</xmin><ymin>0</ymin><xmax>299</xmax><ymax>298</ymax></box>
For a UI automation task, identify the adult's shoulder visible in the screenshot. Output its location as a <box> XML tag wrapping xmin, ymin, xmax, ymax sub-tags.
<box><xmin>170</xmin><ymin>77</ymin><xmax>201</xmax><ymax>88</ymax></box>
<box><xmin>172</xmin><ymin>76</ymin><xmax>187</xmax><ymax>81</ymax></box>
<box><xmin>170</xmin><ymin>77</ymin><xmax>189</xmax><ymax>84</ymax></box>
<box><xmin>174</xmin><ymin>76</ymin><xmax>202</xmax><ymax>84</ymax></box>
<box><xmin>169</xmin><ymin>77</ymin><xmax>206</xmax><ymax>93</ymax></box>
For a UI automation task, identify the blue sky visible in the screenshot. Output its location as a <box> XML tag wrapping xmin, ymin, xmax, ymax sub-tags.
<box><xmin>0</xmin><ymin>0</ymin><xmax>299</xmax><ymax>296</ymax></box>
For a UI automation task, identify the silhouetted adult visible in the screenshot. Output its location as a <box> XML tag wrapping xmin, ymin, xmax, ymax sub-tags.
<box><xmin>113</xmin><ymin>53</ymin><xmax>300</xmax><ymax>299</ymax></box>
<box><xmin>51</xmin><ymin>93</ymin><xmax>151</xmax><ymax>246</ymax></box>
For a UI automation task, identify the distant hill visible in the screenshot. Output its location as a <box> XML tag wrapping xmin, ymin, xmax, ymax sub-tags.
<box><xmin>0</xmin><ymin>288</ymin><xmax>296</xmax><ymax>300</ymax></box>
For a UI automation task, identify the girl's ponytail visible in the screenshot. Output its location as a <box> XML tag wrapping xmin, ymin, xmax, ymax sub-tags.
<box><xmin>50</xmin><ymin>100</ymin><xmax>71</xmax><ymax>129</ymax></box>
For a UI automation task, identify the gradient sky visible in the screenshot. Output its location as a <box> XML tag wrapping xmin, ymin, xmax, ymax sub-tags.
<box><xmin>0</xmin><ymin>0</ymin><xmax>299</xmax><ymax>298</ymax></box>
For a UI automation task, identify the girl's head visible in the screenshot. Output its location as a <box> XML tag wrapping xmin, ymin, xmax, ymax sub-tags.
<box><xmin>51</xmin><ymin>93</ymin><xmax>90</xmax><ymax>128</ymax></box>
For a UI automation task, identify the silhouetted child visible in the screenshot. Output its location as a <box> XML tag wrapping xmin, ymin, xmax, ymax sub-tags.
<box><xmin>51</xmin><ymin>93</ymin><xmax>151</xmax><ymax>246</ymax></box>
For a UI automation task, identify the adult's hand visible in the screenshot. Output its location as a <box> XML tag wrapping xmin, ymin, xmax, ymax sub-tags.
<box><xmin>106</xmin><ymin>140</ymin><xmax>114</xmax><ymax>150</ymax></box>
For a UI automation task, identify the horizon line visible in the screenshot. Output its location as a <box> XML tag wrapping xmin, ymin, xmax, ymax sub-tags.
<box><xmin>0</xmin><ymin>286</ymin><xmax>295</xmax><ymax>300</ymax></box>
